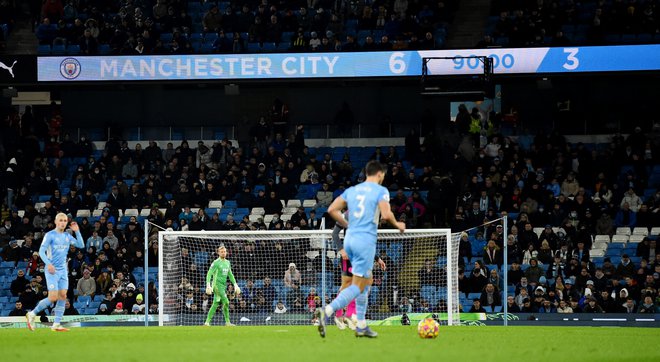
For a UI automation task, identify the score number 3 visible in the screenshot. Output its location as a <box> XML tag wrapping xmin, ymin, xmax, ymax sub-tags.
<box><xmin>562</xmin><ymin>48</ymin><xmax>579</xmax><ymax>70</ymax></box>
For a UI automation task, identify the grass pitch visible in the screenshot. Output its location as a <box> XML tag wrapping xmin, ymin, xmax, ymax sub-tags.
<box><xmin>1</xmin><ymin>325</ymin><xmax>658</xmax><ymax>362</ymax></box>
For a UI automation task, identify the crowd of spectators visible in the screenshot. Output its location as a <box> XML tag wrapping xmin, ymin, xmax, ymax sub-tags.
<box><xmin>1</xmin><ymin>100</ymin><xmax>659</xmax><ymax>317</ymax></box>
<box><xmin>33</xmin><ymin>0</ymin><xmax>456</xmax><ymax>55</ymax></box>
<box><xmin>480</xmin><ymin>0</ymin><xmax>660</xmax><ymax>48</ymax></box>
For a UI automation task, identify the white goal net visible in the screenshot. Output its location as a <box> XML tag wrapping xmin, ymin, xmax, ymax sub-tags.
<box><xmin>158</xmin><ymin>229</ymin><xmax>458</xmax><ymax>326</ymax></box>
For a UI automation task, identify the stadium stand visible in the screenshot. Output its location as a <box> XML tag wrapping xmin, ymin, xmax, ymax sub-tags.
<box><xmin>483</xmin><ymin>0</ymin><xmax>660</xmax><ymax>48</ymax></box>
<box><xmin>1</xmin><ymin>113</ymin><xmax>659</xmax><ymax>316</ymax></box>
<box><xmin>29</xmin><ymin>0</ymin><xmax>460</xmax><ymax>54</ymax></box>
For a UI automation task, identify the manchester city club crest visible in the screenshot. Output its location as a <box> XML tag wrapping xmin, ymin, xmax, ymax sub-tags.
<box><xmin>59</xmin><ymin>58</ymin><xmax>81</xmax><ymax>79</ymax></box>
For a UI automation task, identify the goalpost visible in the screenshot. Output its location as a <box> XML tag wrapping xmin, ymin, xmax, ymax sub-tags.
<box><xmin>158</xmin><ymin>229</ymin><xmax>459</xmax><ymax>327</ymax></box>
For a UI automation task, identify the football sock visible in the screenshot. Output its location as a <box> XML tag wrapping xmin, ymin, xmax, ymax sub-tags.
<box><xmin>355</xmin><ymin>286</ymin><xmax>370</xmax><ymax>324</ymax></box>
<box><xmin>222</xmin><ymin>302</ymin><xmax>230</xmax><ymax>323</ymax></box>
<box><xmin>345</xmin><ymin>300</ymin><xmax>356</xmax><ymax>318</ymax></box>
<box><xmin>206</xmin><ymin>300</ymin><xmax>220</xmax><ymax>324</ymax></box>
<box><xmin>327</xmin><ymin>284</ymin><xmax>360</xmax><ymax>316</ymax></box>
<box><xmin>53</xmin><ymin>299</ymin><xmax>66</xmax><ymax>324</ymax></box>
<box><xmin>32</xmin><ymin>298</ymin><xmax>53</xmax><ymax>314</ymax></box>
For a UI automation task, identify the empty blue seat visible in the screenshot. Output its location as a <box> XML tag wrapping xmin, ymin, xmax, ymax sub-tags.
<box><xmin>37</xmin><ymin>44</ymin><xmax>51</xmax><ymax>55</ymax></box>
<box><xmin>67</xmin><ymin>44</ymin><xmax>80</xmax><ymax>55</ymax></box>
<box><xmin>247</xmin><ymin>42</ymin><xmax>261</xmax><ymax>53</ymax></box>
<box><xmin>160</xmin><ymin>33</ymin><xmax>174</xmax><ymax>43</ymax></box>
<box><xmin>98</xmin><ymin>44</ymin><xmax>111</xmax><ymax>55</ymax></box>
<box><xmin>51</xmin><ymin>44</ymin><xmax>66</xmax><ymax>55</ymax></box>
<box><xmin>200</xmin><ymin>43</ymin><xmax>214</xmax><ymax>53</ymax></box>
<box><xmin>467</xmin><ymin>293</ymin><xmax>481</xmax><ymax>300</ymax></box>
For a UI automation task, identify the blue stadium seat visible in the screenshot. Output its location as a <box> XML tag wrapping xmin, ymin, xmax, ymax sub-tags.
<box><xmin>51</xmin><ymin>44</ymin><xmax>66</xmax><ymax>55</ymax></box>
<box><xmin>200</xmin><ymin>43</ymin><xmax>214</xmax><ymax>53</ymax></box>
<box><xmin>98</xmin><ymin>44</ymin><xmax>111</xmax><ymax>55</ymax></box>
<box><xmin>67</xmin><ymin>44</ymin><xmax>81</xmax><ymax>55</ymax></box>
<box><xmin>37</xmin><ymin>44</ymin><xmax>51</xmax><ymax>55</ymax></box>
<box><xmin>247</xmin><ymin>42</ymin><xmax>261</xmax><ymax>53</ymax></box>
<box><xmin>467</xmin><ymin>293</ymin><xmax>481</xmax><ymax>300</ymax></box>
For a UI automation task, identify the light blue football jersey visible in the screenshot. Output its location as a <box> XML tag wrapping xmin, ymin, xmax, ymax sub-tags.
<box><xmin>340</xmin><ymin>181</ymin><xmax>390</xmax><ymax>242</ymax></box>
<box><xmin>39</xmin><ymin>229</ymin><xmax>84</xmax><ymax>271</ymax></box>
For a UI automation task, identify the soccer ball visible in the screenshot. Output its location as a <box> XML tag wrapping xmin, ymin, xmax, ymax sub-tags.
<box><xmin>417</xmin><ymin>317</ymin><xmax>439</xmax><ymax>339</ymax></box>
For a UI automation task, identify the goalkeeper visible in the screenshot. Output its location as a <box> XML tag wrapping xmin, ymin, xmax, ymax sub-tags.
<box><xmin>204</xmin><ymin>245</ymin><xmax>241</xmax><ymax>326</ymax></box>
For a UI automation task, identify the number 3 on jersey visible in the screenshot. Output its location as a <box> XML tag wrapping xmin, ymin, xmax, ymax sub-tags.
<box><xmin>353</xmin><ymin>194</ymin><xmax>366</xmax><ymax>219</ymax></box>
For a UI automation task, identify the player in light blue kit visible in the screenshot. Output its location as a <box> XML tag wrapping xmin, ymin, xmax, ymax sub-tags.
<box><xmin>26</xmin><ymin>213</ymin><xmax>84</xmax><ymax>331</ymax></box>
<box><xmin>315</xmin><ymin>161</ymin><xmax>405</xmax><ymax>338</ymax></box>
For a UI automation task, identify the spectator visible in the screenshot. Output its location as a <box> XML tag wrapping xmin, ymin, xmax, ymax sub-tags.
<box><xmin>621</xmin><ymin>297</ymin><xmax>636</xmax><ymax>313</ymax></box>
<box><xmin>469</xmin><ymin>299</ymin><xmax>486</xmax><ymax>313</ymax></box>
<box><xmin>283</xmin><ymin>263</ymin><xmax>301</xmax><ymax>290</ymax></box>
<box><xmin>468</xmin><ymin>261</ymin><xmax>488</xmax><ymax>293</ymax></box>
<box><xmin>274</xmin><ymin>301</ymin><xmax>287</xmax><ymax>314</ymax></box>
<box><xmin>506</xmin><ymin>296</ymin><xmax>521</xmax><ymax>313</ymax></box>
<box><xmin>315</xmin><ymin>183</ymin><xmax>333</xmax><ymax>207</ymax></box>
<box><xmin>103</xmin><ymin>230</ymin><xmax>119</xmax><ymax>250</ymax></box>
<box><xmin>9</xmin><ymin>301</ymin><xmax>26</xmax><ymax>316</ymax></box>
<box><xmin>112</xmin><ymin>302</ymin><xmax>126</xmax><ymax>315</ymax></box>
<box><xmin>261</xmin><ymin>277</ymin><xmax>276</xmax><ymax>306</ymax></box>
<box><xmin>64</xmin><ymin>299</ymin><xmax>80</xmax><ymax>315</ymax></box>
<box><xmin>399</xmin><ymin>297</ymin><xmax>413</xmax><ymax>313</ymax></box>
<box><xmin>508</xmin><ymin>262</ymin><xmax>524</xmax><ymax>286</ymax></box>
<box><xmin>637</xmin><ymin>296</ymin><xmax>657</xmax><ymax>313</ymax></box>
<box><xmin>538</xmin><ymin>299</ymin><xmax>557</xmax><ymax>313</ymax></box>
<box><xmin>524</xmin><ymin>259</ymin><xmax>544</xmax><ymax>285</ymax></box>
<box><xmin>620</xmin><ymin>187</ymin><xmax>642</xmax><ymax>212</ymax></box>
<box><xmin>10</xmin><ymin>269</ymin><xmax>29</xmax><ymax>297</ymax></box>
<box><xmin>615</xmin><ymin>202</ymin><xmax>637</xmax><ymax>228</ymax></box>
<box><xmin>77</xmin><ymin>269</ymin><xmax>96</xmax><ymax>297</ymax></box>
<box><xmin>18</xmin><ymin>284</ymin><xmax>38</xmax><ymax>310</ymax></box>
<box><xmin>561</xmin><ymin>173</ymin><xmax>579</xmax><ymax>197</ymax></box>
<box><xmin>479</xmin><ymin>283</ymin><xmax>502</xmax><ymax>308</ymax></box>
<box><xmin>616</xmin><ymin>254</ymin><xmax>635</xmax><ymax>278</ymax></box>
<box><xmin>419</xmin><ymin>260</ymin><xmax>441</xmax><ymax>286</ymax></box>
<box><xmin>483</xmin><ymin>240</ymin><xmax>502</xmax><ymax>266</ymax></box>
<box><xmin>557</xmin><ymin>300</ymin><xmax>573</xmax><ymax>313</ymax></box>
<box><xmin>583</xmin><ymin>297</ymin><xmax>604</xmax><ymax>313</ymax></box>
<box><xmin>87</xmin><ymin>230</ymin><xmax>103</xmax><ymax>250</ymax></box>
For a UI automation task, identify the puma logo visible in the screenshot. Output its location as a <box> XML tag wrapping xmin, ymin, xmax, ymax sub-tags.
<box><xmin>0</xmin><ymin>60</ymin><xmax>18</xmax><ymax>78</ymax></box>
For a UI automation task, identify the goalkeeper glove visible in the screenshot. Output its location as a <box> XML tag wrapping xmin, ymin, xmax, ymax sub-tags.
<box><xmin>205</xmin><ymin>285</ymin><xmax>213</xmax><ymax>295</ymax></box>
<box><xmin>234</xmin><ymin>284</ymin><xmax>241</xmax><ymax>294</ymax></box>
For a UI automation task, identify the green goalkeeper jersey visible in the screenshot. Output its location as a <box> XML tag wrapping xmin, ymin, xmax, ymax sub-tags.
<box><xmin>206</xmin><ymin>258</ymin><xmax>236</xmax><ymax>287</ymax></box>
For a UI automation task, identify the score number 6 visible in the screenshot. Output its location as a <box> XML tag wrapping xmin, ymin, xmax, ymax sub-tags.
<box><xmin>562</xmin><ymin>48</ymin><xmax>579</xmax><ymax>70</ymax></box>
<box><xmin>389</xmin><ymin>52</ymin><xmax>406</xmax><ymax>74</ymax></box>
